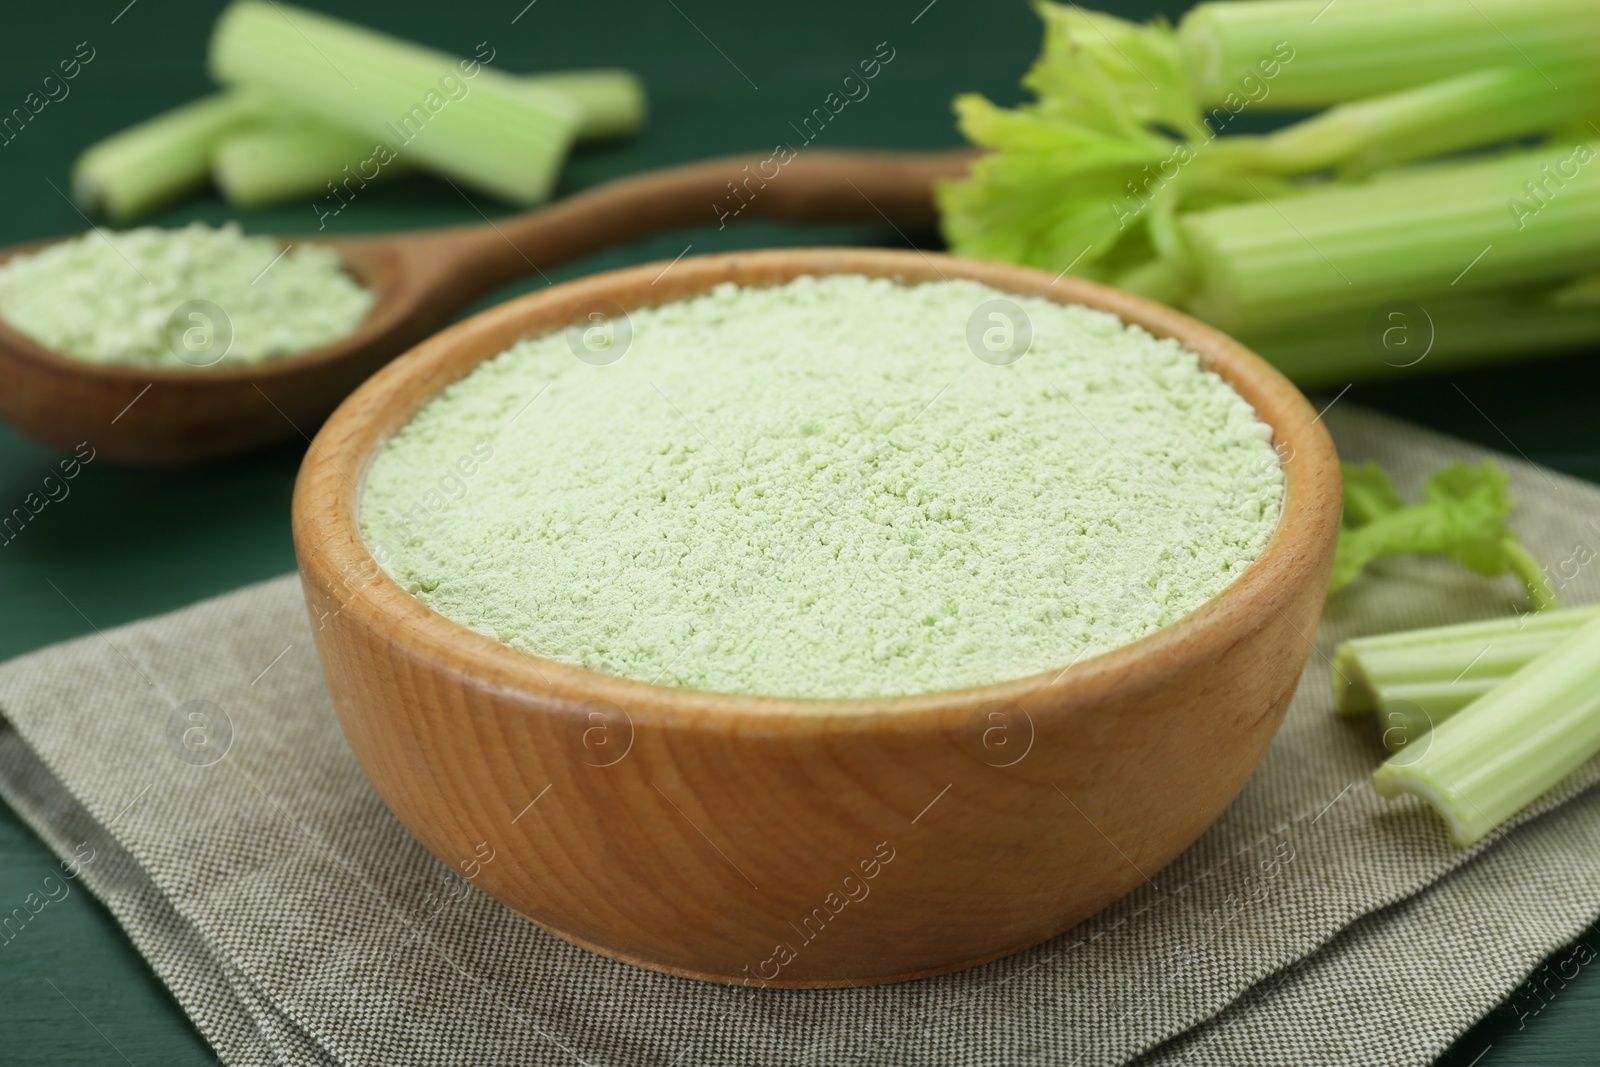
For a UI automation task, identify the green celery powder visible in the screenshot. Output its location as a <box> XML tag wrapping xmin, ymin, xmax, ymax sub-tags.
<box><xmin>0</xmin><ymin>222</ymin><xmax>372</xmax><ymax>366</ymax></box>
<box><xmin>362</xmin><ymin>275</ymin><xmax>1285</xmax><ymax>699</ymax></box>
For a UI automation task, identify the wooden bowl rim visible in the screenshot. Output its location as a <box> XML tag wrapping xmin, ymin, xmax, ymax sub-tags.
<box><xmin>293</xmin><ymin>247</ymin><xmax>1340</xmax><ymax>734</ymax></box>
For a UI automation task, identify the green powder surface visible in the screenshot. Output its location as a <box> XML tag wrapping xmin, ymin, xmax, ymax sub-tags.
<box><xmin>362</xmin><ymin>275</ymin><xmax>1284</xmax><ymax>699</ymax></box>
<box><xmin>0</xmin><ymin>222</ymin><xmax>372</xmax><ymax>366</ymax></box>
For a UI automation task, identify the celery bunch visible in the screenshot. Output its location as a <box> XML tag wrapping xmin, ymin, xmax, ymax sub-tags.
<box><xmin>938</xmin><ymin>0</ymin><xmax>1600</xmax><ymax>381</ymax></box>
<box><xmin>72</xmin><ymin>3</ymin><xmax>646</xmax><ymax>221</ymax></box>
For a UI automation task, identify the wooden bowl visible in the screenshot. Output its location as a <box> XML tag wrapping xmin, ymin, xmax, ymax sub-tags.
<box><xmin>293</xmin><ymin>248</ymin><xmax>1341</xmax><ymax>987</ymax></box>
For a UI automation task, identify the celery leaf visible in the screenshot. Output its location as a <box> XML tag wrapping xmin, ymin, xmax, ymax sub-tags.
<box><xmin>1331</xmin><ymin>460</ymin><xmax>1557</xmax><ymax>609</ymax></box>
<box><xmin>1340</xmin><ymin>460</ymin><xmax>1406</xmax><ymax>527</ymax></box>
<box><xmin>935</xmin><ymin>4</ymin><xmax>1203</xmax><ymax>283</ymax></box>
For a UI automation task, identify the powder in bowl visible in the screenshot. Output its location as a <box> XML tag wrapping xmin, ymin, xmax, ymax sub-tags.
<box><xmin>361</xmin><ymin>275</ymin><xmax>1285</xmax><ymax>699</ymax></box>
<box><xmin>0</xmin><ymin>221</ymin><xmax>372</xmax><ymax>367</ymax></box>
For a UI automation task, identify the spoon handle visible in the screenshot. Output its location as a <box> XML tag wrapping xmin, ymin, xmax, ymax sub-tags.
<box><xmin>393</xmin><ymin>147</ymin><xmax>975</xmax><ymax>294</ymax></box>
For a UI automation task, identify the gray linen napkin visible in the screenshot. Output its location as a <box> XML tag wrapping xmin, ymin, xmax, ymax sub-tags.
<box><xmin>2</xmin><ymin>404</ymin><xmax>1598</xmax><ymax>1067</ymax></box>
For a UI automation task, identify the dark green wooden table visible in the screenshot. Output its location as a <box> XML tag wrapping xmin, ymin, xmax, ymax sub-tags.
<box><xmin>0</xmin><ymin>2</ymin><xmax>1594</xmax><ymax>1063</ymax></box>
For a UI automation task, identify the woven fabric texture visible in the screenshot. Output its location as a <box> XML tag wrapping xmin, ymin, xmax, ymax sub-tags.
<box><xmin>1</xmin><ymin>405</ymin><xmax>1596</xmax><ymax>1066</ymax></box>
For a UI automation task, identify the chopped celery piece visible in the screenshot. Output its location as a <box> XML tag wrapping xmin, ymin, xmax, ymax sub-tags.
<box><xmin>213</xmin><ymin>70</ymin><xmax>646</xmax><ymax>209</ymax></box>
<box><xmin>1180</xmin><ymin>142</ymin><xmax>1600</xmax><ymax>335</ymax></box>
<box><xmin>213</xmin><ymin>123</ymin><xmax>379</xmax><ymax>209</ymax></box>
<box><xmin>72</xmin><ymin>92</ymin><xmax>265</xmax><ymax>221</ymax></box>
<box><xmin>208</xmin><ymin>1</ymin><xmax>579</xmax><ymax>205</ymax></box>
<box><xmin>533</xmin><ymin>69</ymin><xmax>647</xmax><ymax>141</ymax></box>
<box><xmin>1373</xmin><ymin>614</ymin><xmax>1600</xmax><ymax>846</ymax></box>
<box><xmin>1178</xmin><ymin>0</ymin><xmax>1600</xmax><ymax>109</ymax></box>
<box><xmin>1334</xmin><ymin>604</ymin><xmax>1600</xmax><ymax>723</ymax></box>
<box><xmin>82</xmin><ymin>68</ymin><xmax>643</xmax><ymax>216</ymax></box>
<box><xmin>1332</xmin><ymin>461</ymin><xmax>1557</xmax><ymax>611</ymax></box>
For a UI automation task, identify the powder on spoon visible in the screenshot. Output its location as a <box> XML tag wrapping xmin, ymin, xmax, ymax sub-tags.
<box><xmin>0</xmin><ymin>221</ymin><xmax>372</xmax><ymax>366</ymax></box>
<box><xmin>362</xmin><ymin>274</ymin><xmax>1285</xmax><ymax>699</ymax></box>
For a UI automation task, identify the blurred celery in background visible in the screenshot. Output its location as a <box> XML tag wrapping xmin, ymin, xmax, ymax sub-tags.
<box><xmin>72</xmin><ymin>1</ymin><xmax>646</xmax><ymax>221</ymax></box>
<box><xmin>937</xmin><ymin>0</ymin><xmax>1600</xmax><ymax>384</ymax></box>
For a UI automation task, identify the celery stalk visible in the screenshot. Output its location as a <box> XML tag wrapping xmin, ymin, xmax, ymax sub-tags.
<box><xmin>533</xmin><ymin>70</ymin><xmax>647</xmax><ymax>141</ymax></box>
<box><xmin>1554</xmin><ymin>273</ymin><xmax>1600</xmax><ymax>307</ymax></box>
<box><xmin>1245</xmin><ymin>283</ymin><xmax>1600</xmax><ymax>387</ymax></box>
<box><xmin>79</xmin><ymin>68</ymin><xmax>642</xmax><ymax>216</ymax></box>
<box><xmin>1334</xmin><ymin>605</ymin><xmax>1600</xmax><ymax>724</ymax></box>
<box><xmin>213</xmin><ymin>123</ymin><xmax>378</xmax><ymax>209</ymax></box>
<box><xmin>208</xmin><ymin>0</ymin><xmax>579</xmax><ymax>205</ymax></box>
<box><xmin>939</xmin><ymin>0</ymin><xmax>1600</xmax><ymax>384</ymax></box>
<box><xmin>71</xmin><ymin>92</ymin><xmax>265</xmax><ymax>221</ymax></box>
<box><xmin>212</xmin><ymin>70</ymin><xmax>645</xmax><ymax>209</ymax></box>
<box><xmin>1257</xmin><ymin>65</ymin><xmax>1600</xmax><ymax>177</ymax></box>
<box><xmin>941</xmin><ymin>4</ymin><xmax>1600</xmax><ymax>317</ymax></box>
<box><xmin>1180</xmin><ymin>142</ymin><xmax>1600</xmax><ymax>335</ymax></box>
<box><xmin>1373</xmin><ymin>614</ymin><xmax>1600</xmax><ymax>846</ymax></box>
<box><xmin>1178</xmin><ymin>0</ymin><xmax>1600</xmax><ymax>109</ymax></box>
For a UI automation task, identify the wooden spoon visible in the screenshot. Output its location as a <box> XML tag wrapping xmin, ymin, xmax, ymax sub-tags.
<box><xmin>0</xmin><ymin>148</ymin><xmax>972</xmax><ymax>465</ymax></box>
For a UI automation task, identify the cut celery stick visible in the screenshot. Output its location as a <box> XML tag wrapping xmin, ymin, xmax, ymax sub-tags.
<box><xmin>1180</xmin><ymin>142</ymin><xmax>1600</xmax><ymax>335</ymax></box>
<box><xmin>208</xmin><ymin>0</ymin><xmax>579</xmax><ymax>205</ymax></box>
<box><xmin>1373</xmin><ymin>613</ymin><xmax>1600</xmax><ymax>846</ymax></box>
<box><xmin>72</xmin><ymin>92</ymin><xmax>266</xmax><ymax>221</ymax></box>
<box><xmin>213</xmin><ymin>70</ymin><xmax>646</xmax><ymax>209</ymax></box>
<box><xmin>1178</xmin><ymin>0</ymin><xmax>1600</xmax><ymax>109</ymax></box>
<box><xmin>533</xmin><ymin>69</ymin><xmax>647</xmax><ymax>141</ymax></box>
<box><xmin>1334</xmin><ymin>605</ymin><xmax>1600</xmax><ymax>721</ymax></box>
<box><xmin>213</xmin><ymin>124</ymin><xmax>380</xmax><ymax>209</ymax></box>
